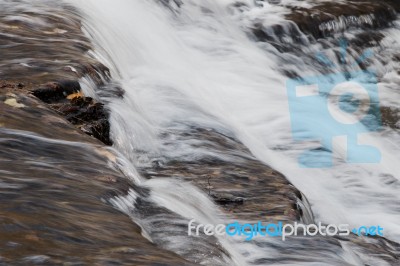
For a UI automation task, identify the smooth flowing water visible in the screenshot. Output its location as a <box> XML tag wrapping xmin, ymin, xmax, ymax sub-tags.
<box><xmin>64</xmin><ymin>0</ymin><xmax>400</xmax><ymax>265</ymax></box>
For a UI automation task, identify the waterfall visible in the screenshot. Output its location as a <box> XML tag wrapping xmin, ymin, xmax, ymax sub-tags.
<box><xmin>68</xmin><ymin>0</ymin><xmax>400</xmax><ymax>265</ymax></box>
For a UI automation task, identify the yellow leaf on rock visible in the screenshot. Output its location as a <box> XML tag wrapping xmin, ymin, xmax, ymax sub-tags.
<box><xmin>67</xmin><ymin>91</ymin><xmax>84</xmax><ymax>100</ymax></box>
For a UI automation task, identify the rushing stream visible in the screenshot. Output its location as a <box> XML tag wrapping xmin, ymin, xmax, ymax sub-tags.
<box><xmin>64</xmin><ymin>0</ymin><xmax>400</xmax><ymax>265</ymax></box>
<box><xmin>1</xmin><ymin>0</ymin><xmax>400</xmax><ymax>265</ymax></box>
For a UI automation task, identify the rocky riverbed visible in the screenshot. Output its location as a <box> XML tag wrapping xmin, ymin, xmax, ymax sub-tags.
<box><xmin>1</xmin><ymin>0</ymin><xmax>399</xmax><ymax>265</ymax></box>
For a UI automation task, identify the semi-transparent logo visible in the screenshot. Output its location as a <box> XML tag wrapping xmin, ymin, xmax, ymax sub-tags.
<box><xmin>286</xmin><ymin>39</ymin><xmax>382</xmax><ymax>168</ymax></box>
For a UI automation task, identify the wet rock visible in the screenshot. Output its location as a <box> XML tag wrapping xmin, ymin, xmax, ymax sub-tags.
<box><xmin>0</xmin><ymin>83</ymin><xmax>90</xmax><ymax>142</ymax></box>
<box><xmin>0</xmin><ymin>1</ymin><xmax>120</xmax><ymax>146</ymax></box>
<box><xmin>32</xmin><ymin>80</ymin><xmax>81</xmax><ymax>103</ymax></box>
<box><xmin>252</xmin><ymin>0</ymin><xmax>398</xmax><ymax>45</ymax></box>
<box><xmin>0</xmin><ymin>2</ymin><xmax>189</xmax><ymax>265</ymax></box>
<box><xmin>0</xmin><ymin>86</ymin><xmax>194</xmax><ymax>266</ymax></box>
<box><xmin>30</xmin><ymin>82</ymin><xmax>113</xmax><ymax>145</ymax></box>
<box><xmin>0</xmin><ymin>1</ymin><xmax>111</xmax><ymax>86</ymax></box>
<box><xmin>55</xmin><ymin>95</ymin><xmax>112</xmax><ymax>145</ymax></box>
<box><xmin>141</xmin><ymin>127</ymin><xmax>303</xmax><ymax>223</ymax></box>
<box><xmin>285</xmin><ymin>1</ymin><xmax>397</xmax><ymax>39</ymax></box>
<box><xmin>79</xmin><ymin>118</ymin><xmax>112</xmax><ymax>145</ymax></box>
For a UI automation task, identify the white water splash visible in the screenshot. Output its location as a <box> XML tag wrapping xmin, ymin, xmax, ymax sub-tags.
<box><xmin>69</xmin><ymin>0</ymin><xmax>400</xmax><ymax>264</ymax></box>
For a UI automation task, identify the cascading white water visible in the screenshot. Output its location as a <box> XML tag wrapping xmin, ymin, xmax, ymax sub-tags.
<box><xmin>68</xmin><ymin>0</ymin><xmax>400</xmax><ymax>265</ymax></box>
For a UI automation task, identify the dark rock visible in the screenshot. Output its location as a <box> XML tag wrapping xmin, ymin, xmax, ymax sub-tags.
<box><xmin>32</xmin><ymin>80</ymin><xmax>81</xmax><ymax>103</ymax></box>
<box><xmin>80</xmin><ymin>118</ymin><xmax>112</xmax><ymax>146</ymax></box>
<box><xmin>30</xmin><ymin>79</ymin><xmax>113</xmax><ymax>145</ymax></box>
<box><xmin>54</xmin><ymin>95</ymin><xmax>113</xmax><ymax>145</ymax></box>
